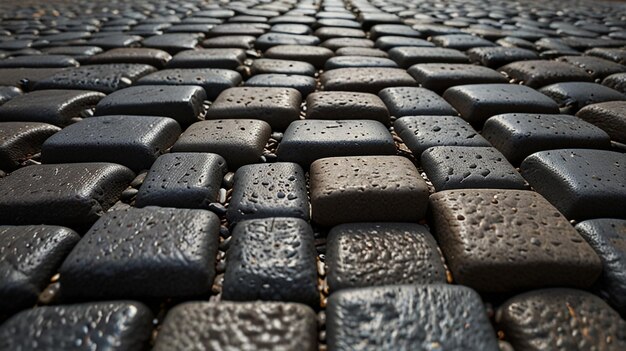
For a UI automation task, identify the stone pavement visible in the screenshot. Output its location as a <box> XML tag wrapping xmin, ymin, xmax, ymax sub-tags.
<box><xmin>0</xmin><ymin>0</ymin><xmax>625</xmax><ymax>350</ymax></box>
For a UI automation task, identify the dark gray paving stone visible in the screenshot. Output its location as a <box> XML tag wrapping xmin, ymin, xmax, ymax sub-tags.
<box><xmin>443</xmin><ymin>84</ymin><xmax>560</xmax><ymax>124</ymax></box>
<box><xmin>223</xmin><ymin>217</ymin><xmax>318</xmax><ymax>307</ymax></box>
<box><xmin>153</xmin><ymin>302</ymin><xmax>318</xmax><ymax>351</ymax></box>
<box><xmin>135</xmin><ymin>153</ymin><xmax>227</xmax><ymax>209</ymax></box>
<box><xmin>467</xmin><ymin>47</ymin><xmax>539</xmax><ymax>68</ymax></box>
<box><xmin>255</xmin><ymin>33</ymin><xmax>320</xmax><ymax>51</ymax></box>
<box><xmin>33</xmin><ymin>63</ymin><xmax>157</xmax><ymax>93</ymax></box>
<box><xmin>0</xmin><ymin>302</ymin><xmax>153</xmax><ymax>351</ymax></box>
<box><xmin>539</xmin><ymin>82</ymin><xmax>626</xmax><ymax>113</ymax></box>
<box><xmin>326</xmin><ymin>223</ymin><xmax>445</xmax><ymax>292</ymax></box>
<box><xmin>408</xmin><ymin>63</ymin><xmax>506</xmax><ymax>94</ymax></box>
<box><xmin>0</xmin><ymin>89</ymin><xmax>104</xmax><ymax>126</ymax></box>
<box><xmin>87</xmin><ymin>35</ymin><xmax>143</xmax><ymax>49</ymax></box>
<box><xmin>41</xmin><ymin>46</ymin><xmax>103</xmax><ymax>63</ymax></box>
<box><xmin>498</xmin><ymin>289</ymin><xmax>626</xmax><ymax>351</ymax></box>
<box><xmin>500</xmin><ymin>60</ymin><xmax>593</xmax><ymax>88</ymax></box>
<box><xmin>94</xmin><ymin>85</ymin><xmax>206</xmax><ymax>126</ymax></box>
<box><xmin>166</xmin><ymin>48</ymin><xmax>245</xmax><ymax>69</ymax></box>
<box><xmin>0</xmin><ymin>163</ymin><xmax>133</xmax><ymax>227</ymax></box>
<box><xmin>430</xmin><ymin>189</ymin><xmax>601</xmax><ymax>293</ymax></box>
<box><xmin>576</xmin><ymin>101</ymin><xmax>626</xmax><ymax>143</ymax></box>
<box><xmin>603</xmin><ymin>72</ymin><xmax>626</xmax><ymax>94</ymax></box>
<box><xmin>42</xmin><ymin>115</ymin><xmax>180</xmax><ymax>172</ymax></box>
<box><xmin>206</xmin><ymin>24</ymin><xmax>266</xmax><ymax>37</ymax></box>
<box><xmin>135</xmin><ymin>68</ymin><xmax>241</xmax><ymax>100</ymax></box>
<box><xmin>413</xmin><ymin>24</ymin><xmax>463</xmax><ymax>36</ymax></box>
<box><xmin>370</xmin><ymin>24</ymin><xmax>421</xmax><ymax>40</ymax></box>
<box><xmin>378</xmin><ymin>87</ymin><xmax>457</xmax><ymax>117</ymax></box>
<box><xmin>431</xmin><ymin>34</ymin><xmax>495</xmax><ymax>51</ymax></box>
<box><xmin>496</xmin><ymin>36</ymin><xmax>537</xmax><ymax>50</ymax></box>
<box><xmin>264</xmin><ymin>45</ymin><xmax>334</xmax><ymax>69</ymax></box>
<box><xmin>324</xmin><ymin>56</ymin><xmax>397</xmax><ymax>70</ymax></box>
<box><xmin>0</xmin><ymin>54</ymin><xmax>78</xmax><ymax>68</ymax></box>
<box><xmin>327</xmin><ymin>284</ymin><xmax>499</xmax><ymax>351</ymax></box>
<box><xmin>586</xmin><ymin>48</ymin><xmax>626</xmax><ymax>65</ymax></box>
<box><xmin>314</xmin><ymin>27</ymin><xmax>366</xmax><ymax>40</ymax></box>
<box><xmin>0</xmin><ymin>68</ymin><xmax>67</xmax><ymax>90</ymax></box>
<box><xmin>421</xmin><ymin>146</ymin><xmax>527</xmax><ymax>190</ymax></box>
<box><xmin>0</xmin><ymin>225</ymin><xmax>79</xmax><ymax>313</ymax></box>
<box><xmin>88</xmin><ymin>48</ymin><xmax>172</xmax><ymax>68</ymax></box>
<box><xmin>60</xmin><ymin>207</ymin><xmax>219</xmax><ymax>299</ymax></box>
<box><xmin>278</xmin><ymin>120</ymin><xmax>396</xmax><ymax>166</ymax></box>
<box><xmin>482</xmin><ymin>113</ymin><xmax>611</xmax><ymax>164</ymax></box>
<box><xmin>310</xmin><ymin>156</ymin><xmax>428</xmax><ymax>226</ymax></box>
<box><xmin>141</xmin><ymin>33</ymin><xmax>202</xmax><ymax>54</ymax></box>
<box><xmin>305</xmin><ymin>91</ymin><xmax>389</xmax><ymax>124</ymax></box>
<box><xmin>388</xmin><ymin>47</ymin><xmax>468</xmax><ymax>68</ymax></box>
<box><xmin>335</xmin><ymin>47</ymin><xmax>388</xmax><ymax>57</ymax></box>
<box><xmin>269</xmin><ymin>15</ymin><xmax>316</xmax><ymax>26</ymax></box>
<box><xmin>374</xmin><ymin>37</ymin><xmax>434</xmax><ymax>51</ymax></box>
<box><xmin>206</xmin><ymin>87</ymin><xmax>301</xmax><ymax>130</ymax></box>
<box><xmin>0</xmin><ymin>122</ymin><xmax>60</xmax><ymax>170</ymax></box>
<box><xmin>358</xmin><ymin>12</ymin><xmax>401</xmax><ymax>30</ymax></box>
<box><xmin>227</xmin><ymin>162</ymin><xmax>309</xmax><ymax>224</ymax></box>
<box><xmin>244</xmin><ymin>73</ymin><xmax>316</xmax><ymax>96</ymax></box>
<box><xmin>270</xmin><ymin>24</ymin><xmax>312</xmax><ymax>35</ymax></box>
<box><xmin>316</xmin><ymin>19</ymin><xmax>361</xmax><ymax>29</ymax></box>
<box><xmin>0</xmin><ymin>86</ymin><xmax>21</xmax><ymax>106</ymax></box>
<box><xmin>320</xmin><ymin>38</ymin><xmax>375</xmax><ymax>51</ymax></box>
<box><xmin>202</xmin><ymin>35</ymin><xmax>256</xmax><ymax>49</ymax></box>
<box><xmin>165</xmin><ymin>24</ymin><xmax>214</xmax><ymax>34</ymax></box>
<box><xmin>250</xmin><ymin>59</ymin><xmax>316</xmax><ymax>76</ymax></box>
<box><xmin>321</xmin><ymin>67</ymin><xmax>416</xmax><ymax>94</ymax></box>
<box><xmin>557</xmin><ymin>56</ymin><xmax>626</xmax><ymax>80</ymax></box>
<box><xmin>520</xmin><ymin>149</ymin><xmax>626</xmax><ymax>220</ymax></box>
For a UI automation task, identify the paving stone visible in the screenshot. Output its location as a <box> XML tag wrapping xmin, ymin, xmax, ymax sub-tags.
<box><xmin>412</xmin><ymin>24</ymin><xmax>464</xmax><ymax>37</ymax></box>
<box><xmin>270</xmin><ymin>24</ymin><xmax>312</xmax><ymax>35</ymax></box>
<box><xmin>94</xmin><ymin>85</ymin><xmax>206</xmax><ymax>126</ymax></box>
<box><xmin>167</xmin><ymin>48</ymin><xmax>245</xmax><ymax>69</ymax></box>
<box><xmin>539</xmin><ymin>82</ymin><xmax>626</xmax><ymax>113</ymax></box>
<box><xmin>42</xmin><ymin>115</ymin><xmax>180</xmax><ymax>172</ymax></box>
<box><xmin>206</xmin><ymin>87</ymin><xmax>301</xmax><ymax>130</ymax></box>
<box><xmin>33</xmin><ymin>63</ymin><xmax>157</xmax><ymax>93</ymax></box>
<box><xmin>326</xmin><ymin>223</ymin><xmax>446</xmax><ymax>292</ymax></box>
<box><xmin>378</xmin><ymin>87</ymin><xmax>457</xmax><ymax>117</ymax></box>
<box><xmin>223</xmin><ymin>217</ymin><xmax>318</xmax><ymax>306</ymax></box>
<box><xmin>0</xmin><ymin>86</ymin><xmax>22</xmax><ymax>106</ymax></box>
<box><xmin>576</xmin><ymin>101</ymin><xmax>626</xmax><ymax>143</ymax></box>
<box><xmin>335</xmin><ymin>47</ymin><xmax>388</xmax><ymax>57</ymax></box>
<box><xmin>394</xmin><ymin>115</ymin><xmax>490</xmax><ymax>157</ymax></box>
<box><xmin>373</xmin><ymin>36</ymin><xmax>435</xmax><ymax>50</ymax></box>
<box><xmin>310</xmin><ymin>156</ymin><xmax>428</xmax><ymax>226</ymax></box>
<box><xmin>429</xmin><ymin>189</ymin><xmax>601</xmax><ymax>292</ymax></box>
<box><xmin>42</xmin><ymin>46</ymin><xmax>103</xmax><ymax>63</ymax></box>
<box><xmin>0</xmin><ymin>89</ymin><xmax>104</xmax><ymax>126</ymax></box>
<box><xmin>135</xmin><ymin>68</ymin><xmax>241</xmax><ymax>100</ymax></box>
<box><xmin>408</xmin><ymin>63</ymin><xmax>507</xmax><ymax>94</ymax></box>
<box><xmin>227</xmin><ymin>162</ymin><xmax>309</xmax><ymax>224</ymax></box>
<box><xmin>60</xmin><ymin>206</ymin><xmax>219</xmax><ymax>299</ymax></box>
<box><xmin>557</xmin><ymin>56</ymin><xmax>626</xmax><ymax>80</ymax></box>
<box><xmin>0</xmin><ymin>68</ymin><xmax>67</xmax><ymax>91</ymax></box>
<box><xmin>369</xmin><ymin>24</ymin><xmax>421</xmax><ymax>40</ymax></box>
<box><xmin>467</xmin><ymin>46</ymin><xmax>539</xmax><ymax>68</ymax></box>
<box><xmin>500</xmin><ymin>60</ymin><xmax>593</xmax><ymax>88</ymax></box>
<box><xmin>482</xmin><ymin>113</ymin><xmax>611</xmax><ymax>164</ymax></box>
<box><xmin>388</xmin><ymin>47</ymin><xmax>469</xmax><ymax>68</ymax></box>
<box><xmin>324</xmin><ymin>56</ymin><xmax>398</xmax><ymax>70</ymax></box>
<box><xmin>250</xmin><ymin>58</ymin><xmax>316</xmax><ymax>76</ymax></box>
<box><xmin>202</xmin><ymin>35</ymin><xmax>256</xmax><ymax>49</ymax></box>
<box><xmin>321</xmin><ymin>67</ymin><xmax>416</xmax><ymax>94</ymax></box>
<box><xmin>278</xmin><ymin>120</ymin><xmax>396</xmax><ymax>166</ymax></box>
<box><xmin>314</xmin><ymin>27</ymin><xmax>366</xmax><ymax>40</ymax></box>
<box><xmin>431</xmin><ymin>34</ymin><xmax>495</xmax><ymax>51</ymax></box>
<box><xmin>358</xmin><ymin>12</ymin><xmax>402</xmax><ymax>30</ymax></box>
<box><xmin>443</xmin><ymin>84</ymin><xmax>560</xmax><ymax>124</ymax></box>
<box><xmin>255</xmin><ymin>33</ymin><xmax>320</xmax><ymax>51</ymax></box>
<box><xmin>135</xmin><ymin>153</ymin><xmax>227</xmax><ymax>208</ymax></box>
<box><xmin>88</xmin><ymin>48</ymin><xmax>172</xmax><ymax>68</ymax></box>
<box><xmin>305</xmin><ymin>91</ymin><xmax>390</xmax><ymax>124</ymax></box>
<box><xmin>0</xmin><ymin>163</ymin><xmax>133</xmax><ymax>227</ymax></box>
<box><xmin>316</xmin><ymin>18</ymin><xmax>361</xmax><ymax>29</ymax></box>
<box><xmin>603</xmin><ymin>72</ymin><xmax>626</xmax><ymax>94</ymax></box>
<box><xmin>141</xmin><ymin>33</ymin><xmax>202</xmax><ymax>54</ymax></box>
<box><xmin>0</xmin><ymin>54</ymin><xmax>79</xmax><ymax>68</ymax></box>
<box><xmin>520</xmin><ymin>149</ymin><xmax>626</xmax><ymax>220</ymax></box>
<box><xmin>206</xmin><ymin>23</ymin><xmax>266</xmax><ymax>37</ymax></box>
<box><xmin>0</xmin><ymin>121</ymin><xmax>60</xmax><ymax>170</ymax></box>
<box><xmin>0</xmin><ymin>302</ymin><xmax>153</xmax><ymax>351</ymax></box>
<box><xmin>586</xmin><ymin>48</ymin><xmax>626</xmax><ymax>65</ymax></box>
<box><xmin>498</xmin><ymin>289</ymin><xmax>626</xmax><ymax>351</ymax></box>
<box><xmin>153</xmin><ymin>301</ymin><xmax>318</xmax><ymax>351</ymax></box>
<box><xmin>0</xmin><ymin>225</ymin><xmax>79</xmax><ymax>313</ymax></box>
<box><xmin>172</xmin><ymin>119</ymin><xmax>271</xmax><ymax>169</ymax></box>
<box><xmin>244</xmin><ymin>73</ymin><xmax>316</xmax><ymax>96</ymax></box>
<box><xmin>327</xmin><ymin>284</ymin><xmax>499</xmax><ymax>351</ymax></box>
<box><xmin>320</xmin><ymin>38</ymin><xmax>375</xmax><ymax>51</ymax></box>
<box><xmin>264</xmin><ymin>44</ymin><xmax>334</xmax><ymax>69</ymax></box>
<box><xmin>269</xmin><ymin>15</ymin><xmax>316</xmax><ymax>26</ymax></box>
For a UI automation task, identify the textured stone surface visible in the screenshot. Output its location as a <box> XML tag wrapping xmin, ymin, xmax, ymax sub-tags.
<box><xmin>327</xmin><ymin>284</ymin><xmax>499</xmax><ymax>351</ymax></box>
<box><xmin>60</xmin><ymin>207</ymin><xmax>220</xmax><ymax>299</ymax></box>
<box><xmin>498</xmin><ymin>289</ymin><xmax>626</xmax><ymax>351</ymax></box>
<box><xmin>603</xmin><ymin>72</ymin><xmax>626</xmax><ymax>94</ymax></box>
<box><xmin>388</xmin><ymin>47</ymin><xmax>468</xmax><ymax>68</ymax></box>
<box><xmin>166</xmin><ymin>48</ymin><xmax>245</xmax><ymax>69</ymax></box>
<box><xmin>305</xmin><ymin>91</ymin><xmax>390</xmax><ymax>124</ymax></box>
<box><xmin>320</xmin><ymin>67</ymin><xmax>416</xmax><ymax>93</ymax></box>
<box><xmin>558</xmin><ymin>55</ymin><xmax>626</xmax><ymax>80</ymax></box>
<box><xmin>539</xmin><ymin>82</ymin><xmax>626</xmax><ymax>113</ymax></box>
<box><xmin>407</xmin><ymin>63</ymin><xmax>507</xmax><ymax>93</ymax></box>
<box><xmin>136</xmin><ymin>68</ymin><xmax>241</xmax><ymax>100</ymax></box>
<box><xmin>379</xmin><ymin>87</ymin><xmax>458</xmax><ymax>117</ymax></box>
<box><xmin>250</xmin><ymin>58</ymin><xmax>316</xmax><ymax>76</ymax></box>
<box><xmin>88</xmin><ymin>48</ymin><xmax>172</xmax><ymax>68</ymax></box>
<box><xmin>431</xmin><ymin>34</ymin><xmax>495</xmax><ymax>51</ymax></box>
<box><xmin>429</xmin><ymin>189</ymin><xmax>602</xmax><ymax>293</ymax></box>
<box><xmin>0</xmin><ymin>55</ymin><xmax>79</xmax><ymax>68</ymax></box>
<box><xmin>0</xmin><ymin>122</ymin><xmax>60</xmax><ymax>170</ymax></box>
<box><xmin>310</xmin><ymin>156</ymin><xmax>429</xmax><ymax>226</ymax></box>
<box><xmin>142</xmin><ymin>33</ymin><xmax>202</xmax><ymax>54</ymax></box>
<box><xmin>154</xmin><ymin>302</ymin><xmax>318</xmax><ymax>351</ymax></box>
<box><xmin>576</xmin><ymin>101</ymin><xmax>626</xmax><ymax>143</ymax></box>
<box><xmin>324</xmin><ymin>56</ymin><xmax>398</xmax><ymax>69</ymax></box>
<box><xmin>264</xmin><ymin>45</ymin><xmax>334</xmax><ymax>69</ymax></box>
<box><xmin>0</xmin><ymin>86</ymin><xmax>21</xmax><ymax>106</ymax></box>
<box><xmin>374</xmin><ymin>36</ymin><xmax>434</xmax><ymax>50</ymax></box>
<box><xmin>467</xmin><ymin>47</ymin><xmax>539</xmax><ymax>68</ymax></box>
<box><xmin>500</xmin><ymin>60</ymin><xmax>593</xmax><ymax>88</ymax></box>
<box><xmin>244</xmin><ymin>73</ymin><xmax>316</xmax><ymax>96</ymax></box>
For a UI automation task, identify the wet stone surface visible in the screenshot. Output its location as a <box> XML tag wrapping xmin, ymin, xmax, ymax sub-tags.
<box><xmin>576</xmin><ymin>101</ymin><xmax>626</xmax><ymax>143</ymax></box>
<box><xmin>0</xmin><ymin>121</ymin><xmax>60</xmax><ymax>170</ymax></box>
<box><xmin>135</xmin><ymin>68</ymin><xmax>242</xmax><ymax>100</ymax></box>
<box><xmin>379</xmin><ymin>86</ymin><xmax>458</xmax><ymax>117</ymax></box>
<box><xmin>305</xmin><ymin>91</ymin><xmax>390</xmax><ymax>124</ymax></box>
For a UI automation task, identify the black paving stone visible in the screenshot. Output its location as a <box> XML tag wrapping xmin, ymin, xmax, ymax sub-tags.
<box><xmin>0</xmin><ymin>54</ymin><xmax>79</xmax><ymax>68</ymax></box>
<box><xmin>421</xmin><ymin>146</ymin><xmax>527</xmax><ymax>191</ymax></box>
<box><xmin>166</xmin><ymin>48</ymin><xmax>245</xmax><ymax>69</ymax></box>
<box><xmin>0</xmin><ymin>89</ymin><xmax>104</xmax><ymax>126</ymax></box>
<box><xmin>206</xmin><ymin>23</ymin><xmax>266</xmax><ymax>37</ymax></box>
<box><xmin>305</xmin><ymin>91</ymin><xmax>390</xmax><ymax>124</ymax></box>
<box><xmin>379</xmin><ymin>87</ymin><xmax>458</xmax><ymax>117</ymax></box>
<box><xmin>603</xmin><ymin>72</ymin><xmax>626</xmax><ymax>94</ymax></box>
<box><xmin>0</xmin><ymin>302</ymin><xmax>153</xmax><ymax>351</ymax></box>
<box><xmin>277</xmin><ymin>120</ymin><xmax>396</xmax><ymax>166</ymax></box>
<box><xmin>539</xmin><ymin>82</ymin><xmax>626</xmax><ymax>113</ymax></box>
<box><xmin>264</xmin><ymin>45</ymin><xmax>334</xmax><ymax>69</ymax></box>
<box><xmin>374</xmin><ymin>37</ymin><xmax>434</xmax><ymax>50</ymax></box>
<box><xmin>443</xmin><ymin>84</ymin><xmax>560</xmax><ymax>124</ymax></box>
<box><xmin>255</xmin><ymin>33</ymin><xmax>320</xmax><ymax>51</ymax></box>
<box><xmin>326</xmin><ymin>223</ymin><xmax>446</xmax><ymax>292</ymax></box>
<box><xmin>321</xmin><ymin>67</ymin><xmax>416</xmax><ymax>93</ymax></box>
<box><xmin>500</xmin><ymin>60</ymin><xmax>593</xmax><ymax>88</ymax></box>
<box><xmin>576</xmin><ymin>101</ymin><xmax>626</xmax><ymax>143</ymax></box>
<box><xmin>0</xmin><ymin>163</ymin><xmax>134</xmax><ymax>227</ymax></box>
<box><xmin>88</xmin><ymin>48</ymin><xmax>172</xmax><ymax>68</ymax></box>
<box><xmin>557</xmin><ymin>55</ymin><xmax>626</xmax><ymax>80</ymax></box>
<box><xmin>42</xmin><ymin>115</ymin><xmax>180</xmax><ymax>172</ymax></box>
<box><xmin>244</xmin><ymin>73</ymin><xmax>316</xmax><ymax>96</ymax></box>
<box><xmin>335</xmin><ymin>47</ymin><xmax>388</xmax><ymax>57</ymax></box>
<box><xmin>431</xmin><ymin>34</ymin><xmax>496</xmax><ymax>51</ymax></box>
<box><xmin>135</xmin><ymin>68</ymin><xmax>241</xmax><ymax>100</ymax></box>
<box><xmin>586</xmin><ymin>48</ymin><xmax>626</xmax><ymax>65</ymax></box>
<box><xmin>250</xmin><ymin>58</ymin><xmax>316</xmax><ymax>76</ymax></box>
<box><xmin>412</xmin><ymin>24</ymin><xmax>463</xmax><ymax>37</ymax></box>
<box><xmin>388</xmin><ymin>47</ymin><xmax>469</xmax><ymax>68</ymax></box>
<box><xmin>327</xmin><ymin>284</ymin><xmax>499</xmax><ymax>351</ymax></box>
<box><xmin>42</xmin><ymin>46</ymin><xmax>103</xmax><ymax>63</ymax></box>
<box><xmin>206</xmin><ymin>87</ymin><xmax>301</xmax><ymax>130</ymax></box>
<box><xmin>482</xmin><ymin>113</ymin><xmax>611</xmax><ymax>164</ymax></box>
<box><xmin>324</xmin><ymin>56</ymin><xmax>397</xmax><ymax>70</ymax></box>
<box><xmin>408</xmin><ymin>63</ymin><xmax>507</xmax><ymax>94</ymax></box>
<box><xmin>0</xmin><ymin>68</ymin><xmax>67</xmax><ymax>90</ymax></box>
<box><xmin>520</xmin><ymin>149</ymin><xmax>626</xmax><ymax>220</ymax></box>
<box><xmin>223</xmin><ymin>217</ymin><xmax>318</xmax><ymax>307</ymax></box>
<box><xmin>269</xmin><ymin>15</ymin><xmax>316</xmax><ymax>26</ymax></box>
<box><xmin>369</xmin><ymin>24</ymin><xmax>421</xmax><ymax>40</ymax></box>
<box><xmin>316</xmin><ymin>19</ymin><xmax>361</xmax><ymax>29</ymax></box>
<box><xmin>202</xmin><ymin>35</ymin><xmax>256</xmax><ymax>49</ymax></box>
<box><xmin>429</xmin><ymin>189</ymin><xmax>602</xmax><ymax>293</ymax></box>
<box><xmin>153</xmin><ymin>301</ymin><xmax>318</xmax><ymax>351</ymax></box>
<box><xmin>270</xmin><ymin>24</ymin><xmax>312</xmax><ymax>35</ymax></box>
<box><xmin>320</xmin><ymin>38</ymin><xmax>375</xmax><ymax>51</ymax></box>
<box><xmin>87</xmin><ymin>34</ymin><xmax>143</xmax><ymax>49</ymax></box>
<box><xmin>135</xmin><ymin>153</ymin><xmax>227</xmax><ymax>209</ymax></box>
<box><xmin>0</xmin><ymin>86</ymin><xmax>21</xmax><ymax>106</ymax></box>
<box><xmin>358</xmin><ymin>12</ymin><xmax>401</xmax><ymax>30</ymax></box>
<box><xmin>310</xmin><ymin>156</ymin><xmax>429</xmax><ymax>226</ymax></box>
<box><xmin>0</xmin><ymin>121</ymin><xmax>60</xmax><ymax>170</ymax></box>
<box><xmin>314</xmin><ymin>27</ymin><xmax>366</xmax><ymax>40</ymax></box>
<box><xmin>467</xmin><ymin>47</ymin><xmax>539</xmax><ymax>68</ymax></box>
<box><xmin>0</xmin><ymin>225</ymin><xmax>79</xmax><ymax>313</ymax></box>
<box><xmin>142</xmin><ymin>33</ymin><xmax>202</xmax><ymax>54</ymax></box>
<box><xmin>498</xmin><ymin>289</ymin><xmax>626</xmax><ymax>351</ymax></box>
<box><xmin>227</xmin><ymin>162</ymin><xmax>309</xmax><ymax>224</ymax></box>
<box><xmin>94</xmin><ymin>85</ymin><xmax>206</xmax><ymax>126</ymax></box>
<box><xmin>60</xmin><ymin>206</ymin><xmax>220</xmax><ymax>299</ymax></box>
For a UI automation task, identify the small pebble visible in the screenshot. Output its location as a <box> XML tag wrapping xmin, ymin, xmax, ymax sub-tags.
<box><xmin>218</xmin><ymin>188</ymin><xmax>227</xmax><ymax>204</ymax></box>
<box><xmin>219</xmin><ymin>235</ymin><xmax>231</xmax><ymax>251</ymax></box>
<box><xmin>219</xmin><ymin>225</ymin><xmax>230</xmax><ymax>238</ymax></box>
<box><xmin>121</xmin><ymin>187</ymin><xmax>138</xmax><ymax>201</ymax></box>
<box><xmin>208</xmin><ymin>202</ymin><xmax>227</xmax><ymax>216</ymax></box>
<box><xmin>271</xmin><ymin>132</ymin><xmax>283</xmax><ymax>141</ymax></box>
<box><xmin>130</xmin><ymin>171</ymin><xmax>148</xmax><ymax>187</ymax></box>
<box><xmin>222</xmin><ymin>172</ymin><xmax>235</xmax><ymax>188</ymax></box>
